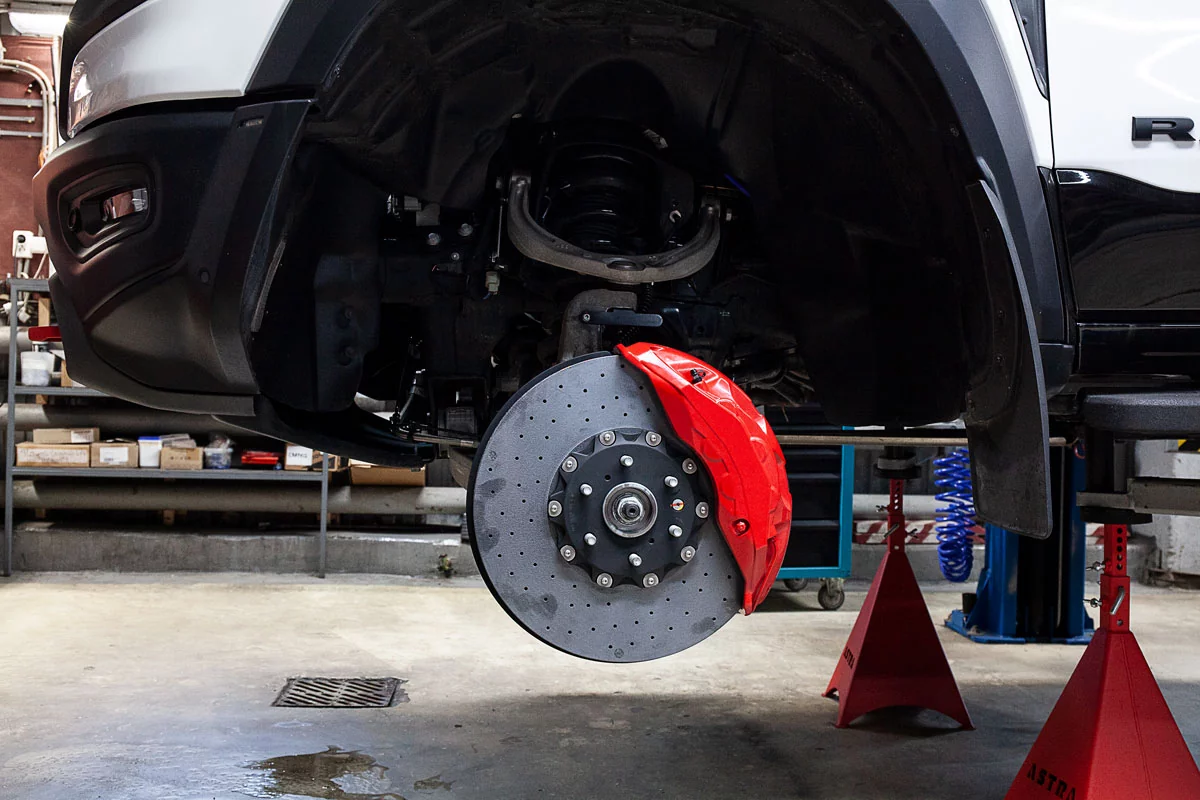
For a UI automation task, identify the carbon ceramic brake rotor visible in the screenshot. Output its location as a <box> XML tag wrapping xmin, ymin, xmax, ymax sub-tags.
<box><xmin>469</xmin><ymin>353</ymin><xmax>741</xmax><ymax>662</ymax></box>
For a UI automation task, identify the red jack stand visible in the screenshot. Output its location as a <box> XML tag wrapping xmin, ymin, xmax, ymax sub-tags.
<box><xmin>1006</xmin><ymin>524</ymin><xmax>1200</xmax><ymax>799</ymax></box>
<box><xmin>824</xmin><ymin>478</ymin><xmax>973</xmax><ymax>729</ymax></box>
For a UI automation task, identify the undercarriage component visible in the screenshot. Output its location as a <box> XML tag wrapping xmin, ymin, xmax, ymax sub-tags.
<box><xmin>557</xmin><ymin>290</ymin><xmax>638</xmax><ymax>362</ymax></box>
<box><xmin>469</xmin><ymin>352</ymin><xmax>741</xmax><ymax>662</ymax></box>
<box><xmin>619</xmin><ymin>343</ymin><xmax>791</xmax><ymax>613</ymax></box>
<box><xmin>507</xmin><ymin>173</ymin><xmax>721</xmax><ymax>285</ymax></box>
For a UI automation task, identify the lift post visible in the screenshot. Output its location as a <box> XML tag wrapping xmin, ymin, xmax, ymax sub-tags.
<box><xmin>947</xmin><ymin>449</ymin><xmax>1093</xmax><ymax>644</ymax></box>
<box><xmin>1005</xmin><ymin>522</ymin><xmax>1200</xmax><ymax>799</ymax></box>
<box><xmin>825</xmin><ymin>449</ymin><xmax>972</xmax><ymax>729</ymax></box>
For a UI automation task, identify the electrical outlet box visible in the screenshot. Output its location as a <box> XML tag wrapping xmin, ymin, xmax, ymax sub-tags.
<box><xmin>12</xmin><ymin>231</ymin><xmax>48</xmax><ymax>260</ymax></box>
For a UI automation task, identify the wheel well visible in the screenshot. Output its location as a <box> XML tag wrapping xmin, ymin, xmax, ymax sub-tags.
<box><xmin>261</xmin><ymin>0</ymin><xmax>996</xmax><ymax>427</ymax></box>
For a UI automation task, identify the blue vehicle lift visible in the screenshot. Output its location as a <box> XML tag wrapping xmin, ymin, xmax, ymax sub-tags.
<box><xmin>946</xmin><ymin>448</ymin><xmax>1093</xmax><ymax>644</ymax></box>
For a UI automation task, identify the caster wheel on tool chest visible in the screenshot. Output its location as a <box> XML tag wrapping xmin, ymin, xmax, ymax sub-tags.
<box><xmin>783</xmin><ymin>579</ymin><xmax>809</xmax><ymax>592</ymax></box>
<box><xmin>818</xmin><ymin>580</ymin><xmax>846</xmax><ymax>610</ymax></box>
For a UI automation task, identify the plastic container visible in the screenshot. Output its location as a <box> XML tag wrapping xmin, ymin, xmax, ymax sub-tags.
<box><xmin>19</xmin><ymin>350</ymin><xmax>54</xmax><ymax>386</ymax></box>
<box><xmin>203</xmin><ymin>446</ymin><xmax>233</xmax><ymax>470</ymax></box>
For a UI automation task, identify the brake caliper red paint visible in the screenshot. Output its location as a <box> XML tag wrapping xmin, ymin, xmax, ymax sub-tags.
<box><xmin>618</xmin><ymin>343</ymin><xmax>791</xmax><ymax>613</ymax></box>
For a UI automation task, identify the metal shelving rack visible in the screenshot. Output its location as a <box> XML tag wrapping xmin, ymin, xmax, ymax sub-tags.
<box><xmin>3</xmin><ymin>278</ymin><xmax>330</xmax><ymax>578</ymax></box>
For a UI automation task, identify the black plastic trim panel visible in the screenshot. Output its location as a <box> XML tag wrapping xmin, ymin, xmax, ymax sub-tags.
<box><xmin>247</xmin><ymin>0</ymin><xmax>381</xmax><ymax>92</ymax></box>
<box><xmin>1083</xmin><ymin>391</ymin><xmax>1200</xmax><ymax>438</ymax></box>
<box><xmin>48</xmin><ymin>277</ymin><xmax>255</xmax><ymax>416</ymax></box>
<box><xmin>1009</xmin><ymin>0</ymin><xmax>1048</xmax><ymax>97</ymax></box>
<box><xmin>889</xmin><ymin>0</ymin><xmax>1061</xmax><ymax>341</ymax></box>
<box><xmin>1078</xmin><ymin>325</ymin><xmax>1200</xmax><ymax>378</ymax></box>
<box><xmin>34</xmin><ymin>100</ymin><xmax>310</xmax><ymax>409</ymax></box>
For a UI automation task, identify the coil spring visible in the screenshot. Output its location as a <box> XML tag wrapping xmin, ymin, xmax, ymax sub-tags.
<box><xmin>934</xmin><ymin>448</ymin><xmax>975</xmax><ymax>583</ymax></box>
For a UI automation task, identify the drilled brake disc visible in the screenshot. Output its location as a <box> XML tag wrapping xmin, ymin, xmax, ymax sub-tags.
<box><xmin>469</xmin><ymin>353</ymin><xmax>741</xmax><ymax>662</ymax></box>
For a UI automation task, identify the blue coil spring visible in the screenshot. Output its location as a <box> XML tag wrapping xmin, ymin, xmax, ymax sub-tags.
<box><xmin>934</xmin><ymin>448</ymin><xmax>976</xmax><ymax>583</ymax></box>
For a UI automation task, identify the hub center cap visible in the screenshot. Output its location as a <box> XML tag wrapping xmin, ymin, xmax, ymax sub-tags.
<box><xmin>604</xmin><ymin>482</ymin><xmax>657</xmax><ymax>538</ymax></box>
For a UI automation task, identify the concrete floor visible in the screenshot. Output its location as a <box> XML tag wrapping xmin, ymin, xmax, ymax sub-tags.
<box><xmin>2</xmin><ymin>575</ymin><xmax>1199</xmax><ymax>800</ymax></box>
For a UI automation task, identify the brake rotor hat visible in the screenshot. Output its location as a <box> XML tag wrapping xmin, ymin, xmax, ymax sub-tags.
<box><xmin>469</xmin><ymin>353</ymin><xmax>741</xmax><ymax>662</ymax></box>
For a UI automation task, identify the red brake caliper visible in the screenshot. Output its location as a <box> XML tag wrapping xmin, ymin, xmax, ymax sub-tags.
<box><xmin>618</xmin><ymin>343</ymin><xmax>792</xmax><ymax>613</ymax></box>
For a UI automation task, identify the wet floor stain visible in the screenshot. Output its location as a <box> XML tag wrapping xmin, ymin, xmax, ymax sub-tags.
<box><xmin>413</xmin><ymin>774</ymin><xmax>454</xmax><ymax>792</ymax></box>
<box><xmin>243</xmin><ymin>746</ymin><xmax>407</xmax><ymax>799</ymax></box>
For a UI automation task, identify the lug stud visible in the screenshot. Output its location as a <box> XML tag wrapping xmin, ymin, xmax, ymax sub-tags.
<box><xmin>682</xmin><ymin>458</ymin><xmax>698</xmax><ymax>474</ymax></box>
<box><xmin>562</xmin><ymin>456</ymin><xmax>578</xmax><ymax>473</ymax></box>
<box><xmin>548</xmin><ymin>500</ymin><xmax>563</xmax><ymax>518</ymax></box>
<box><xmin>695</xmin><ymin>502</ymin><xmax>709</xmax><ymax>519</ymax></box>
<box><xmin>580</xmin><ymin>483</ymin><xmax>593</xmax><ymax>496</ymax></box>
<box><xmin>620</xmin><ymin>455</ymin><xmax>634</xmax><ymax>468</ymax></box>
<box><xmin>646</xmin><ymin>432</ymin><xmax>662</xmax><ymax>446</ymax></box>
<box><xmin>669</xmin><ymin>524</ymin><xmax>683</xmax><ymax>538</ymax></box>
<box><xmin>599</xmin><ymin>431</ymin><xmax>616</xmax><ymax>446</ymax></box>
<box><xmin>681</xmin><ymin>546</ymin><xmax>696</xmax><ymax>562</ymax></box>
<box><xmin>560</xmin><ymin>545</ymin><xmax>576</xmax><ymax>561</ymax></box>
<box><xmin>628</xmin><ymin>553</ymin><xmax>643</xmax><ymax>567</ymax></box>
<box><xmin>596</xmin><ymin>573</ymin><xmax>613</xmax><ymax>588</ymax></box>
<box><xmin>584</xmin><ymin>532</ymin><xmax>598</xmax><ymax>546</ymax></box>
<box><xmin>664</xmin><ymin>475</ymin><xmax>679</xmax><ymax>489</ymax></box>
<box><xmin>642</xmin><ymin>573</ymin><xmax>660</xmax><ymax>588</ymax></box>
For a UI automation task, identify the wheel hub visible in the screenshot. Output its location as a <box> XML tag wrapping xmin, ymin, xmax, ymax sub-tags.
<box><xmin>606</xmin><ymin>483</ymin><xmax>655</xmax><ymax>538</ymax></box>
<box><xmin>548</xmin><ymin>429</ymin><xmax>705</xmax><ymax>586</ymax></box>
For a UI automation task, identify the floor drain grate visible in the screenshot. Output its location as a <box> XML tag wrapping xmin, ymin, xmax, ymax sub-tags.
<box><xmin>272</xmin><ymin>677</ymin><xmax>403</xmax><ymax>708</ymax></box>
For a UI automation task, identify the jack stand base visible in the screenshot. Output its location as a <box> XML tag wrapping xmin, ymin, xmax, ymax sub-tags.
<box><xmin>824</xmin><ymin>544</ymin><xmax>973</xmax><ymax>729</ymax></box>
<box><xmin>1005</xmin><ymin>628</ymin><xmax>1200</xmax><ymax>799</ymax></box>
<box><xmin>945</xmin><ymin>608</ymin><xmax>1093</xmax><ymax>645</ymax></box>
<box><xmin>1007</xmin><ymin>523</ymin><xmax>1200</xmax><ymax>799</ymax></box>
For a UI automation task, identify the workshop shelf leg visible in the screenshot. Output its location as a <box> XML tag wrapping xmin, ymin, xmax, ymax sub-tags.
<box><xmin>1005</xmin><ymin>524</ymin><xmax>1200</xmax><ymax>799</ymax></box>
<box><xmin>824</xmin><ymin>478</ymin><xmax>973</xmax><ymax>729</ymax></box>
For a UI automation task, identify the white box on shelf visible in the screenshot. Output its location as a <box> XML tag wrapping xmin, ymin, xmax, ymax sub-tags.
<box><xmin>138</xmin><ymin>437</ymin><xmax>162</xmax><ymax>468</ymax></box>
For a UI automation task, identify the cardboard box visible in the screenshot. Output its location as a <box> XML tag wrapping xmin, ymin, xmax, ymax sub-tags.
<box><xmin>160</xmin><ymin>434</ymin><xmax>198</xmax><ymax>449</ymax></box>
<box><xmin>138</xmin><ymin>437</ymin><xmax>162</xmax><ymax>468</ymax></box>
<box><xmin>160</xmin><ymin>447</ymin><xmax>204</xmax><ymax>471</ymax></box>
<box><xmin>284</xmin><ymin>444</ymin><xmax>318</xmax><ymax>470</ymax></box>
<box><xmin>32</xmin><ymin>427</ymin><xmax>100</xmax><ymax>445</ymax></box>
<box><xmin>16</xmin><ymin>442</ymin><xmax>91</xmax><ymax>467</ymax></box>
<box><xmin>91</xmin><ymin>441</ymin><xmax>138</xmax><ymax>468</ymax></box>
<box><xmin>348</xmin><ymin>460</ymin><xmax>426</xmax><ymax>486</ymax></box>
<box><xmin>284</xmin><ymin>445</ymin><xmax>343</xmax><ymax>471</ymax></box>
<box><xmin>60</xmin><ymin>360</ymin><xmax>75</xmax><ymax>388</ymax></box>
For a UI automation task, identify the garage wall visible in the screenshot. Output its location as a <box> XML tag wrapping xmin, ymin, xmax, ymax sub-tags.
<box><xmin>0</xmin><ymin>35</ymin><xmax>55</xmax><ymax>279</ymax></box>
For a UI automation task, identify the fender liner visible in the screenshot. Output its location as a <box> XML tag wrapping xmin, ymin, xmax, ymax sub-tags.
<box><xmin>248</xmin><ymin>0</ymin><xmax>1058</xmax><ymax>535</ymax></box>
<box><xmin>249</xmin><ymin>0</ymin><xmax>1066</xmax><ymax>346</ymax></box>
<box><xmin>881</xmin><ymin>0</ymin><xmax>1065</xmax><ymax>343</ymax></box>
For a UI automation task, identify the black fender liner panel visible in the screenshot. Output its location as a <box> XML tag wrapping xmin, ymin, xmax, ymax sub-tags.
<box><xmin>250</xmin><ymin>0</ymin><xmax>1065</xmax><ymax>346</ymax></box>
<box><xmin>247</xmin><ymin>0</ymin><xmax>1057</xmax><ymax>530</ymax></box>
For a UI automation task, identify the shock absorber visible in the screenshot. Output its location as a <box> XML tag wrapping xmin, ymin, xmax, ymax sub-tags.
<box><xmin>934</xmin><ymin>448</ymin><xmax>975</xmax><ymax>583</ymax></box>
